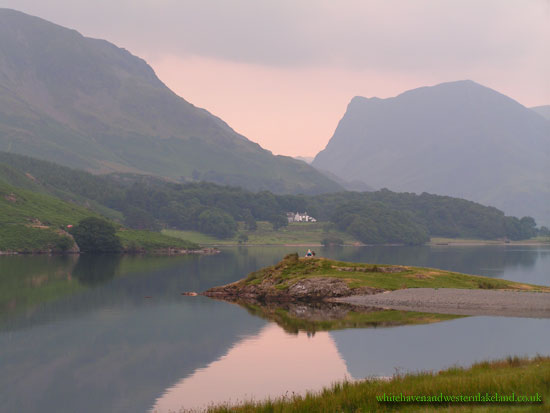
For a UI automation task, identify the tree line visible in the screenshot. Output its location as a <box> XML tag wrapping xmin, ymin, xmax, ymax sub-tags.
<box><xmin>0</xmin><ymin>151</ymin><xmax>545</xmax><ymax>244</ymax></box>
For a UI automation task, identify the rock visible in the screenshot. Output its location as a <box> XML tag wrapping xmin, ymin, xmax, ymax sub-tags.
<box><xmin>203</xmin><ymin>276</ymin><xmax>383</xmax><ymax>303</ymax></box>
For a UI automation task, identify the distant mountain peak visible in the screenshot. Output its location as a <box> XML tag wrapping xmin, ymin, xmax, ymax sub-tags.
<box><xmin>314</xmin><ymin>80</ymin><xmax>550</xmax><ymax>225</ymax></box>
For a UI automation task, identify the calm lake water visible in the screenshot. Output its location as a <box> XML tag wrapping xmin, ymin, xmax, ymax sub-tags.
<box><xmin>0</xmin><ymin>245</ymin><xmax>549</xmax><ymax>412</ymax></box>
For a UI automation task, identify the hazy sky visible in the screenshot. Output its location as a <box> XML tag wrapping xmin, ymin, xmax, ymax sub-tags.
<box><xmin>1</xmin><ymin>0</ymin><xmax>548</xmax><ymax>156</ymax></box>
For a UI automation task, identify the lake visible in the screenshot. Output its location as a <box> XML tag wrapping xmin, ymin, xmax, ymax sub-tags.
<box><xmin>0</xmin><ymin>245</ymin><xmax>549</xmax><ymax>412</ymax></box>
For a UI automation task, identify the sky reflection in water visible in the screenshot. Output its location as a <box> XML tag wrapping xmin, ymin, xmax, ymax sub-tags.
<box><xmin>0</xmin><ymin>246</ymin><xmax>548</xmax><ymax>413</ymax></box>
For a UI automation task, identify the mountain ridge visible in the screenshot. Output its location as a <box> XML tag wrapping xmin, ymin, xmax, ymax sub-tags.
<box><xmin>0</xmin><ymin>8</ymin><xmax>341</xmax><ymax>194</ymax></box>
<box><xmin>313</xmin><ymin>80</ymin><xmax>550</xmax><ymax>225</ymax></box>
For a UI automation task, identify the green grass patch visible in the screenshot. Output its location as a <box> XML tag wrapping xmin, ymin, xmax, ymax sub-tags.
<box><xmin>163</xmin><ymin>221</ymin><xmax>359</xmax><ymax>245</ymax></box>
<box><xmin>0</xmin><ymin>179</ymin><xmax>97</xmax><ymax>227</ymax></box>
<box><xmin>0</xmin><ymin>225</ymin><xmax>73</xmax><ymax>252</ymax></box>
<box><xmin>117</xmin><ymin>229</ymin><xmax>200</xmax><ymax>252</ymax></box>
<box><xmin>206</xmin><ymin>355</ymin><xmax>550</xmax><ymax>412</ymax></box>
<box><xmin>239</xmin><ymin>255</ymin><xmax>549</xmax><ymax>292</ymax></box>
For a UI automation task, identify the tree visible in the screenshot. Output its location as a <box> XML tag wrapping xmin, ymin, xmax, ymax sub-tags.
<box><xmin>270</xmin><ymin>214</ymin><xmax>288</xmax><ymax>231</ymax></box>
<box><xmin>70</xmin><ymin>217</ymin><xmax>122</xmax><ymax>253</ymax></box>
<box><xmin>123</xmin><ymin>206</ymin><xmax>161</xmax><ymax>231</ymax></box>
<box><xmin>198</xmin><ymin>208</ymin><xmax>238</xmax><ymax>238</ymax></box>
<box><xmin>242</xmin><ymin>209</ymin><xmax>257</xmax><ymax>231</ymax></box>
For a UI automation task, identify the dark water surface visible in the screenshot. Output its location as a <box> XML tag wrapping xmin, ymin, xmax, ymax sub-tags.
<box><xmin>0</xmin><ymin>246</ymin><xmax>549</xmax><ymax>412</ymax></box>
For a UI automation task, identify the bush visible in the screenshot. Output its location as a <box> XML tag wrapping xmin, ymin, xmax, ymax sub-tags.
<box><xmin>54</xmin><ymin>235</ymin><xmax>74</xmax><ymax>252</ymax></box>
<box><xmin>70</xmin><ymin>217</ymin><xmax>122</xmax><ymax>253</ymax></box>
<box><xmin>198</xmin><ymin>208</ymin><xmax>238</xmax><ymax>238</ymax></box>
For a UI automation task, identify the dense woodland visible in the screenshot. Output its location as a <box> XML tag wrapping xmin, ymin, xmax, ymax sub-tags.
<box><xmin>0</xmin><ymin>152</ymin><xmax>545</xmax><ymax>245</ymax></box>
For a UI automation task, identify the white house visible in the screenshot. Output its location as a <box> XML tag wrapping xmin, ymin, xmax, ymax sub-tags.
<box><xmin>287</xmin><ymin>212</ymin><xmax>317</xmax><ymax>223</ymax></box>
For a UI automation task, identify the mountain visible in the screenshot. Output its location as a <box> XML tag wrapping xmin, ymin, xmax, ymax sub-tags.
<box><xmin>531</xmin><ymin>105</ymin><xmax>550</xmax><ymax>121</ymax></box>
<box><xmin>0</xmin><ymin>8</ymin><xmax>341</xmax><ymax>195</ymax></box>
<box><xmin>294</xmin><ymin>156</ymin><xmax>314</xmax><ymax>164</ymax></box>
<box><xmin>313</xmin><ymin>80</ymin><xmax>550</xmax><ymax>225</ymax></box>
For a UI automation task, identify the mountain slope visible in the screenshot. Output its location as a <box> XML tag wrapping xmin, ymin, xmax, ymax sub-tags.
<box><xmin>313</xmin><ymin>80</ymin><xmax>550</xmax><ymax>225</ymax></box>
<box><xmin>531</xmin><ymin>105</ymin><xmax>550</xmax><ymax>121</ymax></box>
<box><xmin>0</xmin><ymin>8</ymin><xmax>341</xmax><ymax>195</ymax></box>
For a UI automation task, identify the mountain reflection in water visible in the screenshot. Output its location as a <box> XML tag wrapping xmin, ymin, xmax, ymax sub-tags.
<box><xmin>0</xmin><ymin>246</ymin><xmax>548</xmax><ymax>413</ymax></box>
<box><xmin>152</xmin><ymin>324</ymin><xmax>350</xmax><ymax>412</ymax></box>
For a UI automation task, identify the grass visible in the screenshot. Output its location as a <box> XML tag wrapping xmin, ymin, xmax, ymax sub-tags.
<box><xmin>240</xmin><ymin>302</ymin><xmax>462</xmax><ymax>334</ymax></box>
<box><xmin>0</xmin><ymin>224</ymin><xmax>72</xmax><ymax>252</ymax></box>
<box><xmin>240</xmin><ymin>255</ymin><xmax>550</xmax><ymax>292</ymax></box>
<box><xmin>0</xmin><ymin>179</ymin><xmax>97</xmax><ymax>227</ymax></box>
<box><xmin>205</xmin><ymin>355</ymin><xmax>550</xmax><ymax>412</ymax></box>
<box><xmin>117</xmin><ymin>229</ymin><xmax>200</xmax><ymax>252</ymax></box>
<box><xmin>163</xmin><ymin>221</ymin><xmax>359</xmax><ymax>245</ymax></box>
<box><xmin>0</xmin><ymin>178</ymin><xmax>200</xmax><ymax>253</ymax></box>
<box><xmin>0</xmin><ymin>178</ymin><xmax>96</xmax><ymax>252</ymax></box>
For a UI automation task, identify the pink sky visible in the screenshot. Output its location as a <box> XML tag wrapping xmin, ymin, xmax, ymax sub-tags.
<box><xmin>150</xmin><ymin>54</ymin><xmax>548</xmax><ymax>157</ymax></box>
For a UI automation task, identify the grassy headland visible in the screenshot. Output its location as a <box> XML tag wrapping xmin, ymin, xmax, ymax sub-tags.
<box><xmin>205</xmin><ymin>254</ymin><xmax>549</xmax><ymax>303</ymax></box>
<box><xmin>205</xmin><ymin>356</ymin><xmax>550</xmax><ymax>412</ymax></box>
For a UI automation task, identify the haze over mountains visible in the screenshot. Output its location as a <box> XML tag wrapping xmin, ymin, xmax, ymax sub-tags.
<box><xmin>0</xmin><ymin>8</ymin><xmax>341</xmax><ymax>195</ymax></box>
<box><xmin>313</xmin><ymin>81</ymin><xmax>550</xmax><ymax>225</ymax></box>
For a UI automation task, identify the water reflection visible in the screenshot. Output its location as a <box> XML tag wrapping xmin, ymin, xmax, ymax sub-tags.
<box><xmin>152</xmin><ymin>324</ymin><xmax>350</xmax><ymax>413</ymax></box>
<box><xmin>73</xmin><ymin>254</ymin><xmax>121</xmax><ymax>285</ymax></box>
<box><xmin>319</xmin><ymin>245</ymin><xmax>548</xmax><ymax>281</ymax></box>
<box><xmin>331</xmin><ymin>316</ymin><xmax>550</xmax><ymax>378</ymax></box>
<box><xmin>237</xmin><ymin>301</ymin><xmax>462</xmax><ymax>334</ymax></box>
<box><xmin>0</xmin><ymin>297</ymin><xmax>265</xmax><ymax>413</ymax></box>
<box><xmin>0</xmin><ymin>245</ymin><xmax>548</xmax><ymax>413</ymax></box>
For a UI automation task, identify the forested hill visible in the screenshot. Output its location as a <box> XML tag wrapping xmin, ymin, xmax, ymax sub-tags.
<box><xmin>0</xmin><ymin>152</ymin><xmax>544</xmax><ymax>245</ymax></box>
<box><xmin>0</xmin><ymin>8</ymin><xmax>341</xmax><ymax>195</ymax></box>
<box><xmin>313</xmin><ymin>80</ymin><xmax>550</xmax><ymax>226</ymax></box>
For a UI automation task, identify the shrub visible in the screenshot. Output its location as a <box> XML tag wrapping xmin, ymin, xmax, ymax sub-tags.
<box><xmin>70</xmin><ymin>217</ymin><xmax>122</xmax><ymax>253</ymax></box>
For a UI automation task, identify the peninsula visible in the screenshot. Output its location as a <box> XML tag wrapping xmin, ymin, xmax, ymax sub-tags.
<box><xmin>204</xmin><ymin>254</ymin><xmax>550</xmax><ymax>319</ymax></box>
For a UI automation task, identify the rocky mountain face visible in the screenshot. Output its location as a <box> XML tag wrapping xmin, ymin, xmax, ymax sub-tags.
<box><xmin>0</xmin><ymin>8</ymin><xmax>341</xmax><ymax>194</ymax></box>
<box><xmin>313</xmin><ymin>81</ymin><xmax>550</xmax><ymax>225</ymax></box>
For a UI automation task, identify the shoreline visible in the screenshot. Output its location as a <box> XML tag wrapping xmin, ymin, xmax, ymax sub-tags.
<box><xmin>0</xmin><ymin>247</ymin><xmax>219</xmax><ymax>256</ymax></box>
<box><xmin>335</xmin><ymin>288</ymin><xmax>550</xmax><ymax>318</ymax></box>
<box><xmin>191</xmin><ymin>240</ymin><xmax>550</xmax><ymax>247</ymax></box>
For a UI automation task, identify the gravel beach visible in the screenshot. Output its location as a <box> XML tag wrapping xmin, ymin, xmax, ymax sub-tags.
<box><xmin>335</xmin><ymin>288</ymin><xmax>550</xmax><ymax>318</ymax></box>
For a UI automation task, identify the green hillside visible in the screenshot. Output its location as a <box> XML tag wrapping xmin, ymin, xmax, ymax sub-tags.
<box><xmin>0</xmin><ymin>177</ymin><xmax>96</xmax><ymax>252</ymax></box>
<box><xmin>0</xmin><ymin>8</ymin><xmax>341</xmax><ymax>195</ymax></box>
<box><xmin>0</xmin><ymin>151</ymin><xmax>544</xmax><ymax>247</ymax></box>
<box><xmin>0</xmin><ymin>175</ymin><xmax>198</xmax><ymax>253</ymax></box>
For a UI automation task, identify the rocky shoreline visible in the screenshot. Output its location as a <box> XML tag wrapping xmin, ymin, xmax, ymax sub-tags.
<box><xmin>203</xmin><ymin>276</ymin><xmax>383</xmax><ymax>303</ymax></box>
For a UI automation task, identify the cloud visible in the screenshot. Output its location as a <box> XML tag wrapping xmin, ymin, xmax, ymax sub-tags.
<box><xmin>1</xmin><ymin>0</ymin><xmax>547</xmax><ymax>156</ymax></box>
<box><xmin>2</xmin><ymin>0</ymin><xmax>548</xmax><ymax>74</ymax></box>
